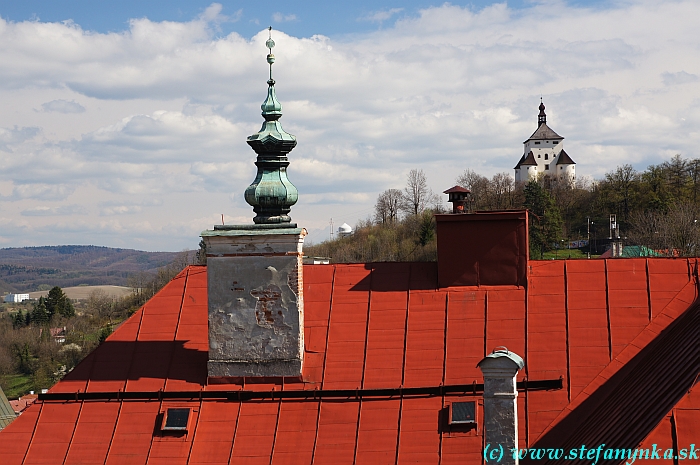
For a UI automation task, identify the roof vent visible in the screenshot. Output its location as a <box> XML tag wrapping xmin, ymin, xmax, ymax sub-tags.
<box><xmin>449</xmin><ymin>401</ymin><xmax>476</xmax><ymax>425</ymax></box>
<box><xmin>162</xmin><ymin>408</ymin><xmax>190</xmax><ymax>431</ymax></box>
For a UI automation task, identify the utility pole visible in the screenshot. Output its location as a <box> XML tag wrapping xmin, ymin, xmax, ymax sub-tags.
<box><xmin>587</xmin><ymin>217</ymin><xmax>591</xmax><ymax>259</ymax></box>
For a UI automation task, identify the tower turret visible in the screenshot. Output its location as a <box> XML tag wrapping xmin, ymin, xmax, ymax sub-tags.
<box><xmin>538</xmin><ymin>98</ymin><xmax>546</xmax><ymax>127</ymax></box>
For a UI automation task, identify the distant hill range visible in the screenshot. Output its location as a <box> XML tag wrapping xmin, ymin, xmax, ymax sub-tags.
<box><xmin>0</xmin><ymin>246</ymin><xmax>191</xmax><ymax>293</ymax></box>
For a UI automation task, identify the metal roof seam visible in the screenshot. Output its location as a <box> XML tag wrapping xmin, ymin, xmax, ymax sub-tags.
<box><xmin>184</xmin><ymin>397</ymin><xmax>203</xmax><ymax>463</ymax></box>
<box><xmin>100</xmin><ymin>400</ymin><xmax>123</xmax><ymax>465</ymax></box>
<box><xmin>523</xmin><ymin>272</ymin><xmax>532</xmax><ymax>448</ymax></box>
<box><xmin>604</xmin><ymin>260</ymin><xmax>613</xmax><ymax>362</ymax></box>
<box><xmin>19</xmin><ymin>399</ymin><xmax>42</xmax><ymax>465</ymax></box>
<box><xmin>60</xmin><ymin>400</ymin><xmax>84</xmax><ymax>465</ymax></box>
<box><xmin>319</xmin><ymin>266</ymin><xmax>337</xmax><ymax>391</ymax></box>
<box><xmin>165</xmin><ymin>267</ymin><xmax>189</xmax><ymax>392</ymax></box>
<box><xmin>227</xmin><ymin>402</ymin><xmax>243</xmax><ymax>464</ymax></box>
<box><xmin>563</xmin><ymin>261</ymin><xmax>572</xmax><ymax>405</ymax></box>
<box><xmin>483</xmin><ymin>292</ymin><xmax>488</xmax><ymax>359</ymax></box>
<box><xmin>646</xmin><ymin>259</ymin><xmax>653</xmax><ymax>322</ymax></box>
<box><xmin>120</xmin><ymin>297</ymin><xmax>148</xmax><ymax>394</ymax></box>
<box><xmin>268</xmin><ymin>397</ymin><xmax>283</xmax><ymax>465</ymax></box>
<box><xmin>311</xmin><ymin>265</ymin><xmax>336</xmax><ymax>465</ymax></box>
<box><xmin>359</xmin><ymin>266</ymin><xmax>373</xmax><ymax>390</ymax></box>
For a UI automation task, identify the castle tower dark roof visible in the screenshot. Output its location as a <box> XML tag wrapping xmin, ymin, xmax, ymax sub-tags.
<box><xmin>515</xmin><ymin>151</ymin><xmax>538</xmax><ymax>169</ymax></box>
<box><xmin>556</xmin><ymin>149</ymin><xmax>576</xmax><ymax>165</ymax></box>
<box><xmin>525</xmin><ymin>123</ymin><xmax>563</xmax><ymax>142</ymax></box>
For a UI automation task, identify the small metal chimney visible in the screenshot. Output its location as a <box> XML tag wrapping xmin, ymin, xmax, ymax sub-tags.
<box><xmin>478</xmin><ymin>347</ymin><xmax>525</xmax><ymax>465</ymax></box>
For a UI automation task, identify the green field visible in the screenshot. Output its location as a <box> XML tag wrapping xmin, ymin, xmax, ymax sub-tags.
<box><xmin>1</xmin><ymin>374</ymin><xmax>33</xmax><ymax>399</ymax></box>
<box><xmin>537</xmin><ymin>249</ymin><xmax>600</xmax><ymax>260</ymax></box>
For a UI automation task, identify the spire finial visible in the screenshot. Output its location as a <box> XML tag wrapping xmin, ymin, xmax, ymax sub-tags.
<box><xmin>245</xmin><ymin>28</ymin><xmax>298</xmax><ymax>224</ymax></box>
<box><xmin>538</xmin><ymin>98</ymin><xmax>546</xmax><ymax>127</ymax></box>
<box><xmin>266</xmin><ymin>26</ymin><xmax>275</xmax><ymax>85</ymax></box>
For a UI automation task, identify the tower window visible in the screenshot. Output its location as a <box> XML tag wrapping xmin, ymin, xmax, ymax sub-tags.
<box><xmin>545</xmin><ymin>154</ymin><xmax>548</xmax><ymax>160</ymax></box>
<box><xmin>538</xmin><ymin>154</ymin><xmax>541</xmax><ymax>158</ymax></box>
<box><xmin>553</xmin><ymin>141</ymin><xmax>558</xmax><ymax>145</ymax></box>
<box><xmin>535</xmin><ymin>141</ymin><xmax>541</xmax><ymax>145</ymax></box>
<box><xmin>545</xmin><ymin>164</ymin><xmax>549</xmax><ymax>170</ymax></box>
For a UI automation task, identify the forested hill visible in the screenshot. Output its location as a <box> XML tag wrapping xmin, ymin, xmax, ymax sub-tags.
<box><xmin>0</xmin><ymin>246</ymin><xmax>191</xmax><ymax>293</ymax></box>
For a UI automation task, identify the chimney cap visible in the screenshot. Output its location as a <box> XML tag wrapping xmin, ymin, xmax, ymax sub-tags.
<box><xmin>477</xmin><ymin>346</ymin><xmax>524</xmax><ymax>370</ymax></box>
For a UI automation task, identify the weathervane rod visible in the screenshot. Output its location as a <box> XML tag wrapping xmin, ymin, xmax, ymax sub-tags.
<box><xmin>267</xmin><ymin>26</ymin><xmax>275</xmax><ymax>83</ymax></box>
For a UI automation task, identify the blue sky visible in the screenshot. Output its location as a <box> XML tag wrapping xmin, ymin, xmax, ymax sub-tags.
<box><xmin>0</xmin><ymin>1</ymin><xmax>698</xmax><ymax>251</ymax></box>
<box><xmin>1</xmin><ymin>1</ymin><xmax>607</xmax><ymax>38</ymax></box>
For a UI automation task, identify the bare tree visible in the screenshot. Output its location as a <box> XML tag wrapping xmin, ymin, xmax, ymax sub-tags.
<box><xmin>488</xmin><ymin>172</ymin><xmax>516</xmax><ymax>210</ymax></box>
<box><xmin>456</xmin><ymin>169</ymin><xmax>490</xmax><ymax>210</ymax></box>
<box><xmin>86</xmin><ymin>290</ymin><xmax>118</xmax><ymax>324</ymax></box>
<box><xmin>374</xmin><ymin>189</ymin><xmax>403</xmax><ymax>224</ymax></box>
<box><xmin>402</xmin><ymin>169</ymin><xmax>437</xmax><ymax>215</ymax></box>
<box><xmin>628</xmin><ymin>202</ymin><xmax>700</xmax><ymax>256</ymax></box>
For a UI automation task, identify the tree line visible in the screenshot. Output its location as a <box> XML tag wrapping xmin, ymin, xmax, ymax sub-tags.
<box><xmin>309</xmin><ymin>154</ymin><xmax>700</xmax><ymax>262</ymax></box>
<box><xmin>0</xmin><ymin>251</ymin><xmax>195</xmax><ymax>397</ymax></box>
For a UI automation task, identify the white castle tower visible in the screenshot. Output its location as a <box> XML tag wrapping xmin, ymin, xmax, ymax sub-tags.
<box><xmin>514</xmin><ymin>100</ymin><xmax>575</xmax><ymax>183</ymax></box>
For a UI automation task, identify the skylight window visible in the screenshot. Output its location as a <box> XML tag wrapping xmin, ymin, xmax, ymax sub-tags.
<box><xmin>449</xmin><ymin>401</ymin><xmax>476</xmax><ymax>424</ymax></box>
<box><xmin>162</xmin><ymin>408</ymin><xmax>190</xmax><ymax>431</ymax></box>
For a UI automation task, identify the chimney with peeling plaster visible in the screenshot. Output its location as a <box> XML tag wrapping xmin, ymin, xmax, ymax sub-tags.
<box><xmin>201</xmin><ymin>28</ymin><xmax>305</xmax><ymax>379</ymax></box>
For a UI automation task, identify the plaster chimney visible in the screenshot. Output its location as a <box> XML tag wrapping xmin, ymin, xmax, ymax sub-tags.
<box><xmin>202</xmin><ymin>226</ymin><xmax>305</xmax><ymax>378</ymax></box>
<box><xmin>478</xmin><ymin>347</ymin><xmax>525</xmax><ymax>465</ymax></box>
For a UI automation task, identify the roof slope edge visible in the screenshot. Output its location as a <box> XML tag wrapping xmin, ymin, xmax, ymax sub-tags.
<box><xmin>525</xmin><ymin>281</ymin><xmax>700</xmax><ymax>463</ymax></box>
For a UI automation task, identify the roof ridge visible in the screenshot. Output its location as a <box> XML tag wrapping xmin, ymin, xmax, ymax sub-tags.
<box><xmin>524</xmin><ymin>122</ymin><xmax>563</xmax><ymax>142</ymax></box>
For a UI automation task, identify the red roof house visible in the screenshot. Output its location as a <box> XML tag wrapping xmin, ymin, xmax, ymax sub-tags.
<box><xmin>0</xmin><ymin>211</ymin><xmax>698</xmax><ymax>465</ymax></box>
<box><xmin>1</xmin><ymin>35</ymin><xmax>698</xmax><ymax>465</ymax></box>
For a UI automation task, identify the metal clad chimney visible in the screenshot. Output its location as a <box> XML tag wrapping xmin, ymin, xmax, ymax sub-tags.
<box><xmin>478</xmin><ymin>347</ymin><xmax>525</xmax><ymax>465</ymax></box>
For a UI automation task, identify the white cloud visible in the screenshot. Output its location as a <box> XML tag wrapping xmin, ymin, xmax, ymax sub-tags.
<box><xmin>272</xmin><ymin>13</ymin><xmax>298</xmax><ymax>23</ymax></box>
<box><xmin>99</xmin><ymin>205</ymin><xmax>142</xmax><ymax>216</ymax></box>
<box><xmin>662</xmin><ymin>71</ymin><xmax>699</xmax><ymax>86</ymax></box>
<box><xmin>41</xmin><ymin>99</ymin><xmax>86</xmax><ymax>113</ymax></box>
<box><xmin>0</xmin><ymin>126</ymin><xmax>40</xmax><ymax>152</ymax></box>
<box><xmin>8</xmin><ymin>184</ymin><xmax>76</xmax><ymax>201</ymax></box>
<box><xmin>21</xmin><ymin>205</ymin><xmax>87</xmax><ymax>216</ymax></box>
<box><xmin>359</xmin><ymin>8</ymin><xmax>403</xmax><ymax>23</ymax></box>
<box><xmin>0</xmin><ymin>1</ymin><xmax>699</xmax><ymax>249</ymax></box>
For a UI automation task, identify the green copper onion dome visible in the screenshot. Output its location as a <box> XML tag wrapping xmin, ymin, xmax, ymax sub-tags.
<box><xmin>244</xmin><ymin>27</ymin><xmax>298</xmax><ymax>224</ymax></box>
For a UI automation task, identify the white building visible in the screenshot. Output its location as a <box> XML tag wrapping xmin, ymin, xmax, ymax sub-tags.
<box><xmin>514</xmin><ymin>101</ymin><xmax>576</xmax><ymax>183</ymax></box>
<box><xmin>338</xmin><ymin>223</ymin><xmax>353</xmax><ymax>238</ymax></box>
<box><xmin>4</xmin><ymin>293</ymin><xmax>30</xmax><ymax>303</ymax></box>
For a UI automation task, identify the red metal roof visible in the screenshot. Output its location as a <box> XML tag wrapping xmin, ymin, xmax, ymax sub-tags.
<box><xmin>0</xmin><ymin>259</ymin><xmax>698</xmax><ymax>464</ymax></box>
